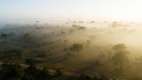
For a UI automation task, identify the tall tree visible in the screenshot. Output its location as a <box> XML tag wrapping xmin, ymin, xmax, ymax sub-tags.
<box><xmin>111</xmin><ymin>43</ymin><xmax>129</xmax><ymax>79</ymax></box>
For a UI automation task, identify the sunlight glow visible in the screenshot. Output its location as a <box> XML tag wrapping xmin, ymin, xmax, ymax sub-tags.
<box><xmin>96</xmin><ymin>0</ymin><xmax>142</xmax><ymax>21</ymax></box>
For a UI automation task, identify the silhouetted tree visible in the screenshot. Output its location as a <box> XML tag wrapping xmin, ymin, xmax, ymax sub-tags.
<box><xmin>0</xmin><ymin>63</ymin><xmax>24</xmax><ymax>80</ymax></box>
<box><xmin>111</xmin><ymin>43</ymin><xmax>129</xmax><ymax>79</ymax></box>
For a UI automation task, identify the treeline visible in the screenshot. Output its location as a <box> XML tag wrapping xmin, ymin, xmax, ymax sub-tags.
<box><xmin>0</xmin><ymin>63</ymin><xmax>107</xmax><ymax>80</ymax></box>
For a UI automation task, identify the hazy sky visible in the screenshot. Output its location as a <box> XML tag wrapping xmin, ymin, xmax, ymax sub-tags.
<box><xmin>0</xmin><ymin>0</ymin><xmax>142</xmax><ymax>22</ymax></box>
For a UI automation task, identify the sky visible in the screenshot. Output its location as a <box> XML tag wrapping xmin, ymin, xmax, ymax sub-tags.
<box><xmin>0</xmin><ymin>0</ymin><xmax>142</xmax><ymax>23</ymax></box>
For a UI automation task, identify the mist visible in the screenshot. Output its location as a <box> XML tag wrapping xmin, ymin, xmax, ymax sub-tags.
<box><xmin>0</xmin><ymin>21</ymin><xmax>141</xmax><ymax>80</ymax></box>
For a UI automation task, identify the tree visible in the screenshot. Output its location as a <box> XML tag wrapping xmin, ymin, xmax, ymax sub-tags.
<box><xmin>70</xmin><ymin>43</ymin><xmax>83</xmax><ymax>52</ymax></box>
<box><xmin>0</xmin><ymin>63</ymin><xmax>24</xmax><ymax>80</ymax></box>
<box><xmin>111</xmin><ymin>43</ymin><xmax>130</xmax><ymax>79</ymax></box>
<box><xmin>112</xmin><ymin>44</ymin><xmax>129</xmax><ymax>65</ymax></box>
<box><xmin>23</xmin><ymin>33</ymin><xmax>32</xmax><ymax>42</ymax></box>
<box><xmin>0</xmin><ymin>33</ymin><xmax>8</xmax><ymax>40</ymax></box>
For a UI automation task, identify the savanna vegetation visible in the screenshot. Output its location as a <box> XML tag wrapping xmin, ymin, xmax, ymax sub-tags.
<box><xmin>0</xmin><ymin>22</ymin><xmax>142</xmax><ymax>80</ymax></box>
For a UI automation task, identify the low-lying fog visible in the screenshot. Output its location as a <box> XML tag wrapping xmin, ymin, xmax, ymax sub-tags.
<box><xmin>1</xmin><ymin>21</ymin><xmax>142</xmax><ymax>79</ymax></box>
